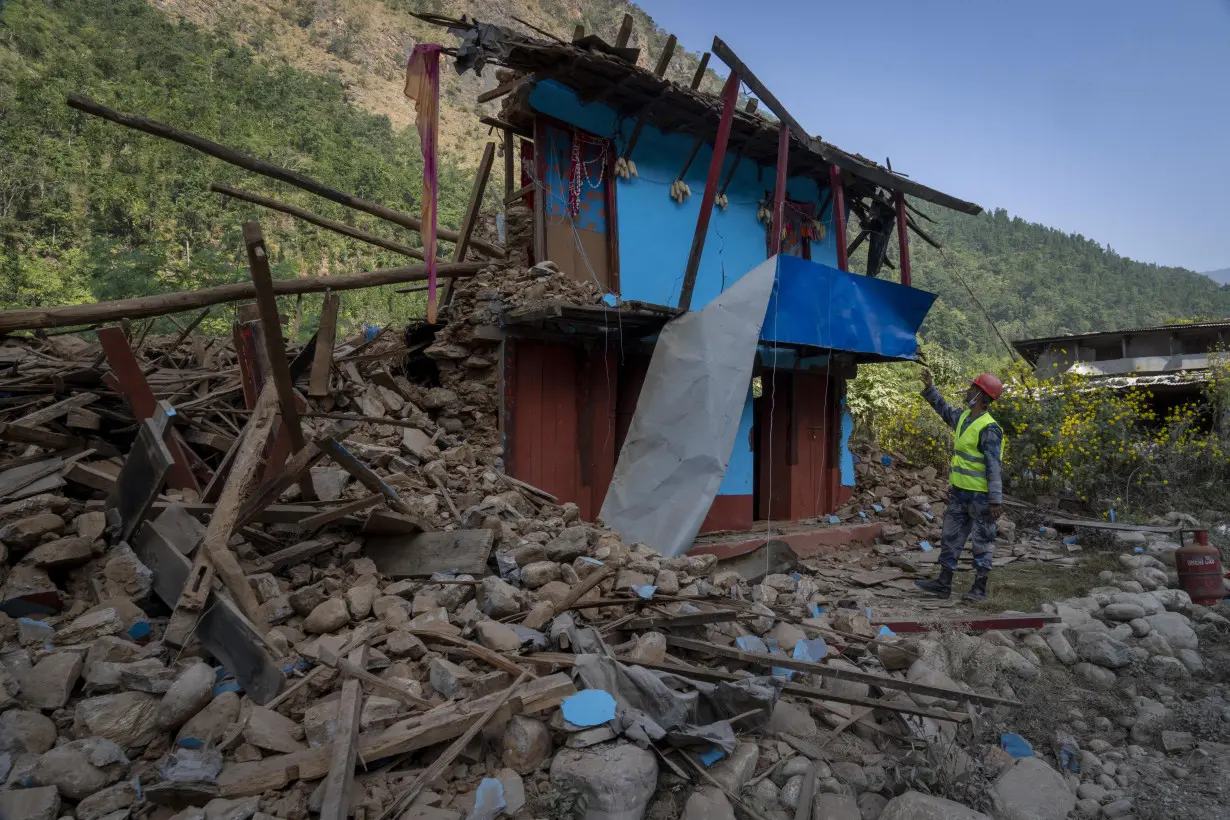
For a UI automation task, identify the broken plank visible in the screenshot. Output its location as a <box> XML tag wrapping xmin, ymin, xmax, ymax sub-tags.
<box><xmin>872</xmin><ymin>613</ymin><xmax>1061</xmax><ymax>634</ymax></box>
<box><xmin>664</xmin><ymin>636</ymin><xmax>1017</xmax><ymax>708</ymax></box>
<box><xmin>407</xmin><ymin>631</ymin><xmax>533</xmax><ymax>679</ymax></box>
<box><xmin>0</xmin><ymin>423</ymin><xmax>80</xmax><ymax>451</ymax></box>
<box><xmin>620</xmin><ymin>657</ymin><xmax>969</xmax><ymax>723</ymax></box>
<box><xmin>365</xmin><ymin>529</ymin><xmax>493</xmax><ymax>578</ymax></box>
<box><xmin>361</xmin><ymin>508</ymin><xmax>431</xmax><ymax>536</ymax></box>
<box><xmin>217</xmin><ymin>672</ymin><xmax>576</xmax><ymax>797</ymax></box>
<box><xmin>135</xmin><ymin>505</ymin><xmax>283</xmax><ymax>703</ymax></box>
<box><xmin>98</xmin><ymin>326</ymin><xmax>203</xmax><ymax>491</ymax></box>
<box><xmin>105</xmin><ymin>418</ymin><xmax>174</xmax><ymax>544</ymax></box>
<box><xmin>300</xmin><ymin>494</ymin><xmax>383</xmax><ymax>531</ymax></box>
<box><xmin>319</xmin><ymin>645</ymin><xmax>368</xmax><ymax>820</ymax></box>
<box><xmin>66</xmin><ymin>407</ymin><xmax>102</xmax><ymax>430</ymax></box>
<box><xmin>309</xmin><ymin>292</ymin><xmax>339</xmax><ymax>398</ymax></box>
<box><xmin>15</xmin><ymin>393</ymin><xmax>98</xmax><ymax>429</ymax></box>
<box><xmin>0</xmin><ymin>457</ymin><xmax>64</xmax><ymax>501</ymax></box>
<box><xmin>622</xmin><ymin>609</ymin><xmax>747</xmax><ymax>631</ymax></box>
<box><xmin>253</xmin><ymin>538</ymin><xmax>336</xmax><ymax>572</ymax></box>
<box><xmin>63</xmin><ymin>461</ymin><xmax>115</xmax><ymax>493</ymax></box>
<box><xmin>244</xmin><ymin>222</ymin><xmax>316</xmax><ymax>501</ymax></box>
<box><xmin>316</xmin><ymin>438</ymin><xmax>417</xmax><ymax>517</ymax></box>
<box><xmin>150</xmin><ymin>501</ymin><xmax>320</xmax><ymax>524</ymax></box>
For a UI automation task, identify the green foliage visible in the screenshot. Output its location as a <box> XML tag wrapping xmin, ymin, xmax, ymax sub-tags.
<box><xmin>853</xmin><ymin>206</ymin><xmax>1230</xmax><ymax>359</ymax></box>
<box><xmin>0</xmin><ymin>0</ymin><xmax>477</xmax><ymax>335</ymax></box>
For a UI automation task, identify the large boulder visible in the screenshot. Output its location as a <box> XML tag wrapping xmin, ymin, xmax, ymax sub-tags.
<box><xmin>989</xmin><ymin>757</ymin><xmax>1075</xmax><ymax>820</ymax></box>
<box><xmin>811</xmin><ymin>793</ymin><xmax>860</xmax><ymax>820</ymax></box>
<box><xmin>879</xmin><ymin>791</ymin><xmax>989</xmax><ymax>820</ymax></box>
<box><xmin>1075</xmin><ymin>632</ymin><xmax>1133</xmax><ymax>668</ymax></box>
<box><xmin>1143</xmin><ymin>612</ymin><xmax>1198</xmax><ymax>650</ymax></box>
<box><xmin>681</xmin><ymin>786</ymin><xmax>736</xmax><ymax>820</ymax></box>
<box><xmin>550</xmin><ymin>743</ymin><xmax>658</xmax><ymax>820</ymax></box>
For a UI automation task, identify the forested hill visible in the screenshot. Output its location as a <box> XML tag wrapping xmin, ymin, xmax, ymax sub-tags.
<box><xmin>1</xmin><ymin>0</ymin><xmax>1227</xmax><ymax>353</ymax></box>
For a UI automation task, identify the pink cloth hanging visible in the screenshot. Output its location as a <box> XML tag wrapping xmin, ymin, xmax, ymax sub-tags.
<box><xmin>404</xmin><ymin>44</ymin><xmax>442</xmax><ymax>323</ymax></box>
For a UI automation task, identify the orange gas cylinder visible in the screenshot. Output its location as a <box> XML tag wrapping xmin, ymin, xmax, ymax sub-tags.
<box><xmin>1175</xmin><ymin>530</ymin><xmax>1225</xmax><ymax>606</ymax></box>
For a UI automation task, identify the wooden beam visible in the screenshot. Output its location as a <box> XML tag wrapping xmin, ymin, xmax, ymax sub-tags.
<box><xmin>830</xmin><ymin>165</ymin><xmax>848</xmax><ymax>271</ymax></box>
<box><xmin>653</xmin><ymin>34</ymin><xmax>677</xmax><ymax>77</ymax></box>
<box><xmin>615</xmin><ymin>13</ymin><xmax>634</xmax><ymax>48</ymax></box>
<box><xmin>480</xmin><ymin>116</ymin><xmax>532</xmax><ymax>139</ymax></box>
<box><xmin>505</xmin><ymin>182</ymin><xmax>535</xmax><ymax>206</ymax></box>
<box><xmin>216</xmin><ymin>672</ymin><xmax>575</xmax><ymax>798</ymax></box>
<box><xmin>308</xmin><ymin>292</ymin><xmax>339</xmax><ymax>398</ymax></box>
<box><xmin>244</xmin><ymin>222</ymin><xmax>316</xmax><ymax>501</ymax></box>
<box><xmin>678</xmin><ymin>71</ymin><xmax>739</xmax><ymax>311</ymax></box>
<box><xmin>11</xmin><ymin>393</ymin><xmax>97</xmax><ymax>430</ymax></box>
<box><xmin>319</xmin><ymin>645</ymin><xmax>368</xmax><ymax>820</ymax></box>
<box><xmin>316</xmin><ymin>438</ymin><xmax>417</xmax><ymax>518</ymax></box>
<box><xmin>664</xmin><ymin>636</ymin><xmax>1018</xmax><ymax>707</ymax></box>
<box><xmin>0</xmin><ymin>261</ymin><xmax>484</xmax><ymax>334</ymax></box>
<box><xmin>452</xmin><ymin>142</ymin><xmax>496</xmax><ymax>265</ymax></box>
<box><xmin>98</xmin><ymin>327</ymin><xmax>204</xmax><ymax>492</ymax></box>
<box><xmin>0</xmin><ymin>423</ymin><xmax>80</xmax><ymax>451</ymax></box>
<box><xmin>211</xmin><ymin>184</ymin><xmax>423</xmax><ymax>259</ymax></box>
<box><xmin>711</xmin><ymin>37</ymin><xmax>812</xmax><ymax>148</ymax></box>
<box><xmin>477</xmin><ymin>78</ymin><xmax>522</xmax><ymax>104</ymax></box>
<box><xmin>299</xmin><ymin>494</ymin><xmax>383</xmax><ymax>531</ymax></box>
<box><xmin>165</xmin><ymin>381</ymin><xmax>279</xmax><ymax>647</ymax></box>
<box><xmin>895</xmin><ymin>191</ymin><xmax>911</xmax><ymax>287</ymax></box>
<box><xmin>503</xmin><ymin>130</ymin><xmax>515</xmax><ymax>201</ymax></box>
<box><xmin>67</xmin><ymin>95</ymin><xmax>505</xmax><ymax>258</ymax></box>
<box><xmin>690</xmin><ymin>52</ymin><xmax>710</xmax><ymax>90</ymax></box>
<box><xmin>770</xmin><ymin>124</ymin><xmax>788</xmax><ymax>256</ymax></box>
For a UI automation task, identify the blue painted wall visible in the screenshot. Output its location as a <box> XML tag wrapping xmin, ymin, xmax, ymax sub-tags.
<box><xmin>717</xmin><ymin>390</ymin><xmax>756</xmax><ymax>498</ymax></box>
<box><xmin>528</xmin><ymin>81</ymin><xmax>843</xmax><ymax>310</ymax></box>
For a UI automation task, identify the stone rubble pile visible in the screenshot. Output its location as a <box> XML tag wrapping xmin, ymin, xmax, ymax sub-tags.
<box><xmin>0</xmin><ymin>265</ymin><xmax>1227</xmax><ymax>820</ymax></box>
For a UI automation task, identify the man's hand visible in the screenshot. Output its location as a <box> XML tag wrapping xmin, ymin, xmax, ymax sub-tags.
<box><xmin>921</xmin><ymin>367</ymin><xmax>934</xmax><ymax>391</ymax></box>
<box><xmin>990</xmin><ymin>503</ymin><xmax>1002</xmax><ymax>521</ymax></box>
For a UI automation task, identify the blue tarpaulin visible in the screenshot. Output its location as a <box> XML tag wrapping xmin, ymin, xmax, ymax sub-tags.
<box><xmin>761</xmin><ymin>255</ymin><xmax>937</xmax><ymax>361</ymax></box>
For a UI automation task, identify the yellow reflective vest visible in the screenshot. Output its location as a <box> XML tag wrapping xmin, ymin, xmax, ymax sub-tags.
<box><xmin>950</xmin><ymin>410</ymin><xmax>1004</xmax><ymax>493</ymax></box>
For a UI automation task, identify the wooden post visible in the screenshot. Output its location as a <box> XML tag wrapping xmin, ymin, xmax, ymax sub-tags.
<box><xmin>690</xmin><ymin>52</ymin><xmax>710</xmax><ymax>90</ymax></box>
<box><xmin>654</xmin><ymin>35</ymin><xmax>677</xmax><ymax>77</ymax></box>
<box><xmin>309</xmin><ymin>292</ymin><xmax>339</xmax><ymax>397</ymax></box>
<box><xmin>68</xmin><ymin>95</ymin><xmax>505</xmax><ymax>258</ymax></box>
<box><xmin>503</xmin><ymin>130</ymin><xmax>515</xmax><ymax>201</ymax></box>
<box><xmin>211</xmin><ymin>184</ymin><xmax>423</xmax><ymax>259</ymax></box>
<box><xmin>894</xmin><ymin>191</ymin><xmax>911</xmax><ymax>287</ymax></box>
<box><xmin>678</xmin><ymin>71</ymin><xmax>739</xmax><ymax>311</ymax></box>
<box><xmin>771</xmin><ymin>125</ymin><xmax>789</xmax><ymax>256</ymax></box>
<box><xmin>829</xmin><ymin>165</ymin><xmax>848</xmax><ymax>271</ymax></box>
<box><xmin>615</xmin><ymin>13</ymin><xmax>634</xmax><ymax>47</ymax></box>
<box><xmin>320</xmin><ymin>645</ymin><xmax>369</xmax><ymax>820</ymax></box>
<box><xmin>453</xmin><ymin>142</ymin><xmax>497</xmax><ymax>264</ymax></box>
<box><xmin>243</xmin><ymin>221</ymin><xmax>316</xmax><ymax>501</ymax></box>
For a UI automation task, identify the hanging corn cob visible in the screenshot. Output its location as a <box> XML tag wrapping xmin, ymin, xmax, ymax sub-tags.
<box><xmin>670</xmin><ymin>178</ymin><xmax>693</xmax><ymax>203</ymax></box>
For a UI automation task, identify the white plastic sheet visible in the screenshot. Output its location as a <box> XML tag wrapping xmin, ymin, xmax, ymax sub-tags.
<box><xmin>599</xmin><ymin>259</ymin><xmax>776</xmax><ymax>557</ymax></box>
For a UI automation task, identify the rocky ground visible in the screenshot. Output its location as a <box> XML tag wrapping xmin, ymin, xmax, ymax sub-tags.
<box><xmin>0</xmin><ymin>265</ymin><xmax>1227</xmax><ymax>820</ymax></box>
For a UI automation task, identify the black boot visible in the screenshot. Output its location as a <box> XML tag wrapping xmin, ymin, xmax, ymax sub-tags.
<box><xmin>915</xmin><ymin>566</ymin><xmax>954</xmax><ymax>599</ymax></box>
<box><xmin>963</xmin><ymin>568</ymin><xmax>989</xmax><ymax>601</ymax></box>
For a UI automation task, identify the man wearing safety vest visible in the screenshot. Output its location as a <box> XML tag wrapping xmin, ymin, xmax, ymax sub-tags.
<box><xmin>914</xmin><ymin>370</ymin><xmax>1005</xmax><ymax>601</ymax></box>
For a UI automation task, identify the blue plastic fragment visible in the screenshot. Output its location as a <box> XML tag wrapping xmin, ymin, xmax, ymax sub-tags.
<box><xmin>1063</xmin><ymin>536</ymin><xmax>1080</xmax><ymax>545</ymax></box>
<box><xmin>919</xmin><ymin>541</ymin><xmax>933</xmax><ymax>551</ymax></box>
<box><xmin>631</xmin><ymin>584</ymin><xmax>657</xmax><ymax>600</ymax></box>
<box><xmin>213</xmin><ymin>680</ymin><xmax>243</xmax><ymax>697</ymax></box>
<box><xmin>214</xmin><ymin>666</ymin><xmax>230</xmax><ymax>682</ymax></box>
<box><xmin>135</xmin><ymin>776</ymin><xmax>142</xmax><ymax>800</ymax></box>
<box><xmin>1000</xmin><ymin>733</ymin><xmax>1034</xmax><ymax>758</ymax></box>
<box><xmin>827</xmin><ymin>515</ymin><xmax>841</xmax><ymax>525</ymax></box>
<box><xmin>364</xmin><ymin>325</ymin><xmax>381</xmax><ymax>342</ymax></box>
<box><xmin>561</xmin><ymin>689</ymin><xmax>617</xmax><ymax>727</ymax></box>
<box><xmin>698</xmin><ymin>747</ymin><xmax>726</xmax><ymax>766</ymax></box>
<box><xmin>127</xmin><ymin>621</ymin><xmax>151</xmax><ymax>640</ymax></box>
<box><xmin>866</xmin><ymin>607</ymin><xmax>873</xmax><ymax>618</ymax></box>
<box><xmin>472</xmin><ymin>777</ymin><xmax>506</xmax><ymax>820</ymax></box>
<box><xmin>881</xmin><ymin>455</ymin><xmax>893</xmax><ymax>466</ymax></box>
<box><xmin>1109</xmin><ymin>508</ymin><xmax>1116</xmax><ymax>523</ymax></box>
<box><xmin>793</xmin><ymin>638</ymin><xmax>827</xmax><ymax>662</ymax></box>
<box><xmin>872</xmin><ymin>504</ymin><xmax>883</xmax><ymax>513</ymax></box>
<box><xmin>878</xmin><ymin>625</ymin><xmax>896</xmax><ymax>637</ymax></box>
<box><xmin>178</xmin><ymin>737</ymin><xmax>203</xmax><ymax>750</ymax></box>
<box><xmin>281</xmin><ymin>658</ymin><xmax>313</xmax><ymax>676</ymax></box>
<box><xmin>924</xmin><ymin>512</ymin><xmax>935</xmax><ymax>521</ymax></box>
<box><xmin>1133</xmin><ymin>547</ymin><xmax>1144</xmax><ymax>554</ymax></box>
<box><xmin>603</xmin><ymin>293</ymin><xmax>619</xmax><ymax>307</ymax></box>
<box><xmin>791</xmin><ymin>572</ymin><xmax>802</xmax><ymax>582</ymax></box>
<box><xmin>809</xmin><ymin>604</ymin><xmax>827</xmax><ymax>618</ymax></box>
<box><xmin>736</xmin><ymin>635</ymin><xmax>769</xmax><ymax>653</ymax></box>
<box><xmin>858</xmin><ymin>511</ymin><xmax>867</xmax><ymax>519</ymax></box>
<box><xmin>1058</xmin><ymin>747</ymin><xmax>1081</xmax><ymax>773</ymax></box>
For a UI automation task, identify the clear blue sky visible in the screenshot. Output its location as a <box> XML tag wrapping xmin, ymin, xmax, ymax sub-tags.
<box><xmin>637</xmin><ymin>0</ymin><xmax>1230</xmax><ymax>273</ymax></box>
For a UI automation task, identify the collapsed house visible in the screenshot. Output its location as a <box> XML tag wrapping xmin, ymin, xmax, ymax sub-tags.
<box><xmin>413</xmin><ymin>16</ymin><xmax>982</xmax><ymax>556</ymax></box>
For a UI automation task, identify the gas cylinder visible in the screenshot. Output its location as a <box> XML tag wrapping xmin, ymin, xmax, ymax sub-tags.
<box><xmin>1174</xmin><ymin>530</ymin><xmax>1225</xmax><ymax>605</ymax></box>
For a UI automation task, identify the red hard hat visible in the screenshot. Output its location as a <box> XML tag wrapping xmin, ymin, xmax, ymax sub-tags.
<box><xmin>972</xmin><ymin>373</ymin><xmax>1004</xmax><ymax>401</ymax></box>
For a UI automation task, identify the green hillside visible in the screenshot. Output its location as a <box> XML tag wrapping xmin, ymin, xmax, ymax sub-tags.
<box><xmin>1</xmin><ymin>0</ymin><xmax>1226</xmax><ymax>354</ymax></box>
